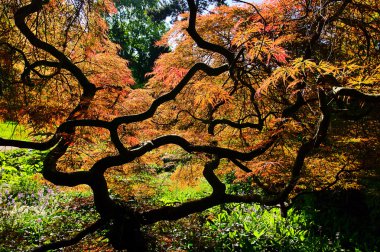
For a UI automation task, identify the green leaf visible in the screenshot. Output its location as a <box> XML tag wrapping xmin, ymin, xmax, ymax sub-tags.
<box><xmin>253</xmin><ymin>230</ymin><xmax>264</xmax><ymax>239</ymax></box>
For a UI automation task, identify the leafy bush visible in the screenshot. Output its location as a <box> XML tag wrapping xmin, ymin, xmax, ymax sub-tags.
<box><xmin>202</xmin><ymin>204</ymin><xmax>340</xmax><ymax>252</ymax></box>
<box><xmin>0</xmin><ymin>149</ymin><xmax>99</xmax><ymax>251</ymax></box>
<box><xmin>0</xmin><ymin>150</ymin><xmax>46</xmax><ymax>195</ymax></box>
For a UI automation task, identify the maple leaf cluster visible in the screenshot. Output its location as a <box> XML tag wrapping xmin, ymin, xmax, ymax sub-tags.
<box><xmin>0</xmin><ymin>0</ymin><xmax>134</xmax><ymax>128</ymax></box>
<box><xmin>147</xmin><ymin>0</ymin><xmax>380</xmax><ymax>192</ymax></box>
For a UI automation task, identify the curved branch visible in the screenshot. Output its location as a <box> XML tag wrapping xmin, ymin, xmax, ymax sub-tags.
<box><xmin>141</xmin><ymin>191</ymin><xmax>277</xmax><ymax>225</ymax></box>
<box><xmin>282</xmin><ymin>91</ymin><xmax>306</xmax><ymax>118</ymax></box>
<box><xmin>340</xmin><ymin>18</ymin><xmax>371</xmax><ymax>56</ymax></box>
<box><xmin>141</xmin><ymin>93</ymin><xmax>331</xmax><ymax>226</ymax></box>
<box><xmin>32</xmin><ymin>219</ymin><xmax>106</xmax><ymax>252</ymax></box>
<box><xmin>203</xmin><ymin>157</ymin><xmax>226</xmax><ymax>195</ymax></box>
<box><xmin>208</xmin><ymin>118</ymin><xmax>262</xmax><ymax>135</ymax></box>
<box><xmin>233</xmin><ymin>0</ymin><xmax>267</xmax><ymax>27</ymax></box>
<box><xmin>42</xmin><ymin>140</ymin><xmax>92</xmax><ymax>187</ymax></box>
<box><xmin>230</xmin><ymin>159</ymin><xmax>278</xmax><ymax>195</ymax></box>
<box><xmin>112</xmin><ymin>63</ymin><xmax>228</xmax><ymax>126</ymax></box>
<box><xmin>171</xmin><ymin>110</ymin><xmax>262</xmax><ymax>136</ymax></box>
<box><xmin>21</xmin><ymin>60</ymin><xmax>61</xmax><ymax>84</ymax></box>
<box><xmin>0</xmin><ymin>119</ymin><xmax>110</xmax><ymax>150</ymax></box>
<box><xmin>186</xmin><ymin>0</ymin><xmax>235</xmax><ymax>63</ymax></box>
<box><xmin>279</xmin><ymin>89</ymin><xmax>331</xmax><ymax>200</ymax></box>
<box><xmin>129</xmin><ymin>133</ymin><xmax>278</xmax><ymax>162</ymax></box>
<box><xmin>333</xmin><ymin>87</ymin><xmax>380</xmax><ymax>103</ymax></box>
<box><xmin>304</xmin><ymin>0</ymin><xmax>351</xmax><ymax>59</ymax></box>
<box><xmin>0</xmin><ymin>44</ymin><xmax>61</xmax><ymax>87</ymax></box>
<box><xmin>14</xmin><ymin>0</ymin><xmax>96</xmax><ymax>93</ymax></box>
<box><xmin>325</xmin><ymin>0</ymin><xmax>352</xmax><ymax>24</ymax></box>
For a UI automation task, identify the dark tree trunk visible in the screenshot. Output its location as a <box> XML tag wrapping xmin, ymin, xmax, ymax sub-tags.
<box><xmin>108</xmin><ymin>214</ymin><xmax>146</xmax><ymax>251</ymax></box>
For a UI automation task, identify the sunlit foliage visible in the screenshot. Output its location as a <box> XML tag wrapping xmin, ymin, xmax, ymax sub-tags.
<box><xmin>0</xmin><ymin>0</ymin><xmax>379</xmax><ymax>250</ymax></box>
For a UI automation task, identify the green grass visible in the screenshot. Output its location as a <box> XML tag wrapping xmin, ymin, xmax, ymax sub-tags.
<box><xmin>0</xmin><ymin>121</ymin><xmax>30</xmax><ymax>140</ymax></box>
<box><xmin>156</xmin><ymin>178</ymin><xmax>212</xmax><ymax>206</ymax></box>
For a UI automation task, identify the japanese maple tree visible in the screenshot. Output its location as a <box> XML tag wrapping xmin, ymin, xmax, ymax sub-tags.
<box><xmin>0</xmin><ymin>0</ymin><xmax>379</xmax><ymax>251</ymax></box>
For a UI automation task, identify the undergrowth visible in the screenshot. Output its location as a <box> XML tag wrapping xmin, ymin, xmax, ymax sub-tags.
<box><xmin>1</xmin><ymin>150</ymin><xmax>379</xmax><ymax>251</ymax></box>
<box><xmin>0</xmin><ymin>149</ymin><xmax>101</xmax><ymax>251</ymax></box>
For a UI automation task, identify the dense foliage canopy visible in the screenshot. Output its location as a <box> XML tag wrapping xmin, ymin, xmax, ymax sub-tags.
<box><xmin>0</xmin><ymin>0</ymin><xmax>379</xmax><ymax>251</ymax></box>
<box><xmin>108</xmin><ymin>0</ymin><xmax>168</xmax><ymax>86</ymax></box>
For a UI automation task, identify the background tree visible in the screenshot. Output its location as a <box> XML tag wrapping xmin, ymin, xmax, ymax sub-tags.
<box><xmin>108</xmin><ymin>0</ymin><xmax>228</xmax><ymax>87</ymax></box>
<box><xmin>108</xmin><ymin>0</ymin><xmax>169</xmax><ymax>87</ymax></box>
<box><xmin>0</xmin><ymin>0</ymin><xmax>379</xmax><ymax>251</ymax></box>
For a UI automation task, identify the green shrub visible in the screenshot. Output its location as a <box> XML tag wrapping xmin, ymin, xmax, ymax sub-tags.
<box><xmin>203</xmin><ymin>204</ymin><xmax>314</xmax><ymax>251</ymax></box>
<box><xmin>0</xmin><ymin>149</ymin><xmax>98</xmax><ymax>251</ymax></box>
